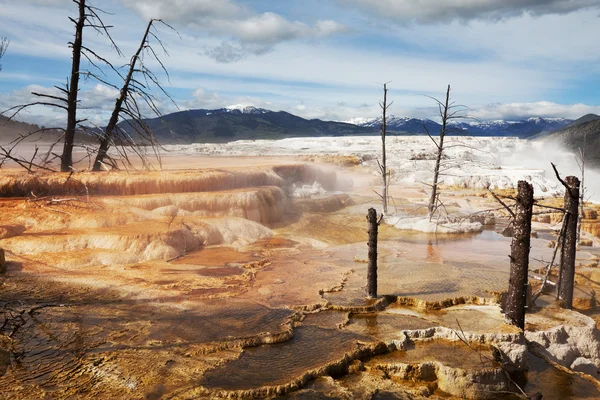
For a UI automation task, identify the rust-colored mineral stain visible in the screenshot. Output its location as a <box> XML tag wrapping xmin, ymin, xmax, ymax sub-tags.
<box><xmin>346</xmin><ymin>313</ymin><xmax>437</xmax><ymax>339</ymax></box>
<box><xmin>172</xmin><ymin>247</ymin><xmax>259</xmax><ymax>266</ymax></box>
<box><xmin>372</xmin><ymin>340</ymin><xmax>497</xmax><ymax>370</ymax></box>
<box><xmin>522</xmin><ymin>352</ymin><xmax>600</xmax><ymax>400</ymax></box>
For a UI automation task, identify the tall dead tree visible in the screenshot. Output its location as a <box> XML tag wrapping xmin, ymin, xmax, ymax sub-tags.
<box><xmin>366</xmin><ymin>207</ymin><xmax>380</xmax><ymax>298</ymax></box>
<box><xmin>575</xmin><ymin>132</ymin><xmax>587</xmax><ymax>244</ymax></box>
<box><xmin>554</xmin><ymin>172</ymin><xmax>580</xmax><ymax>309</ymax></box>
<box><xmin>1</xmin><ymin>1</ymin><xmax>120</xmax><ymax>172</ymax></box>
<box><xmin>376</xmin><ymin>83</ymin><xmax>392</xmax><ymax>214</ymax></box>
<box><xmin>425</xmin><ymin>85</ymin><xmax>467</xmax><ymax>218</ymax></box>
<box><xmin>92</xmin><ymin>19</ymin><xmax>176</xmax><ymax>171</ymax></box>
<box><xmin>504</xmin><ymin>180</ymin><xmax>534</xmax><ymax>330</ymax></box>
<box><xmin>61</xmin><ymin>0</ymin><xmax>86</xmax><ymax>172</ymax></box>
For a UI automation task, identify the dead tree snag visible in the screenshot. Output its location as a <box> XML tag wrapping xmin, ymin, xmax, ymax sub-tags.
<box><xmin>366</xmin><ymin>207</ymin><xmax>379</xmax><ymax>298</ymax></box>
<box><xmin>61</xmin><ymin>0</ymin><xmax>86</xmax><ymax>172</ymax></box>
<box><xmin>558</xmin><ymin>175</ymin><xmax>580</xmax><ymax>309</ymax></box>
<box><xmin>93</xmin><ymin>19</ymin><xmax>176</xmax><ymax>171</ymax></box>
<box><xmin>376</xmin><ymin>83</ymin><xmax>392</xmax><ymax>214</ymax></box>
<box><xmin>505</xmin><ymin>180</ymin><xmax>534</xmax><ymax>330</ymax></box>
<box><xmin>424</xmin><ymin>84</ymin><xmax>468</xmax><ymax>219</ymax></box>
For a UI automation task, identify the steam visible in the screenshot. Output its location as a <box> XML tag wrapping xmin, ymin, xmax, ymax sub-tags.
<box><xmin>503</xmin><ymin>138</ymin><xmax>597</xmax><ymax>202</ymax></box>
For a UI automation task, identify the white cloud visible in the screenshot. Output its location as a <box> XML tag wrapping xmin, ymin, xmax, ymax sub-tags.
<box><xmin>339</xmin><ymin>0</ymin><xmax>600</xmax><ymax>23</ymax></box>
<box><xmin>203</xmin><ymin>42</ymin><xmax>247</xmax><ymax>63</ymax></box>
<box><xmin>230</xmin><ymin>12</ymin><xmax>308</xmax><ymax>43</ymax></box>
<box><xmin>183</xmin><ymin>88</ymin><xmax>225</xmax><ymax>110</ymax></box>
<box><xmin>471</xmin><ymin>101</ymin><xmax>600</xmax><ymax>120</ymax></box>
<box><xmin>119</xmin><ymin>0</ymin><xmax>244</xmax><ymax>23</ymax></box>
<box><xmin>120</xmin><ymin>0</ymin><xmax>346</xmax><ymax>62</ymax></box>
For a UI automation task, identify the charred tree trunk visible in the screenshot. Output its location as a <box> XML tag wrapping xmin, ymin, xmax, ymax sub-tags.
<box><xmin>558</xmin><ymin>176</ymin><xmax>580</xmax><ymax>309</ymax></box>
<box><xmin>366</xmin><ymin>207</ymin><xmax>378</xmax><ymax>298</ymax></box>
<box><xmin>0</xmin><ymin>248</ymin><xmax>6</xmax><ymax>274</ymax></box>
<box><xmin>93</xmin><ymin>20</ymin><xmax>155</xmax><ymax>171</ymax></box>
<box><xmin>505</xmin><ymin>180</ymin><xmax>534</xmax><ymax>330</ymax></box>
<box><xmin>61</xmin><ymin>0</ymin><xmax>85</xmax><ymax>172</ymax></box>
<box><xmin>428</xmin><ymin>84</ymin><xmax>450</xmax><ymax>216</ymax></box>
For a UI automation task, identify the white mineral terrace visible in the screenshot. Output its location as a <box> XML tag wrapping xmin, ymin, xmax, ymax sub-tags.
<box><xmin>162</xmin><ymin>136</ymin><xmax>600</xmax><ymax>202</ymax></box>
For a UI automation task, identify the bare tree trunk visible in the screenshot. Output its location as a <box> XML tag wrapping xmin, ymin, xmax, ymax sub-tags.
<box><xmin>93</xmin><ymin>20</ymin><xmax>155</xmax><ymax>171</ymax></box>
<box><xmin>61</xmin><ymin>0</ymin><xmax>85</xmax><ymax>172</ymax></box>
<box><xmin>505</xmin><ymin>180</ymin><xmax>534</xmax><ymax>330</ymax></box>
<box><xmin>558</xmin><ymin>176</ymin><xmax>580</xmax><ymax>309</ymax></box>
<box><xmin>379</xmin><ymin>83</ymin><xmax>390</xmax><ymax>214</ymax></box>
<box><xmin>576</xmin><ymin>133</ymin><xmax>586</xmax><ymax>244</ymax></box>
<box><xmin>366</xmin><ymin>207</ymin><xmax>378</xmax><ymax>298</ymax></box>
<box><xmin>428</xmin><ymin>84</ymin><xmax>450</xmax><ymax>216</ymax></box>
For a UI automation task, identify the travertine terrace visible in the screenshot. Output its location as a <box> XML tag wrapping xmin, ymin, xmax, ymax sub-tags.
<box><xmin>1</xmin><ymin>154</ymin><xmax>600</xmax><ymax>399</ymax></box>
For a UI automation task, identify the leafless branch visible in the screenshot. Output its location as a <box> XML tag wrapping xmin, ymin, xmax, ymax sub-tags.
<box><xmin>487</xmin><ymin>186</ymin><xmax>516</xmax><ymax>219</ymax></box>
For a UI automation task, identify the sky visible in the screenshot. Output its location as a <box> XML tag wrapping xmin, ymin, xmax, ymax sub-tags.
<box><xmin>0</xmin><ymin>0</ymin><xmax>600</xmax><ymax>127</ymax></box>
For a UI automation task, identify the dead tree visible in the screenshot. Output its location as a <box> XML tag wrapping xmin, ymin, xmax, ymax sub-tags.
<box><xmin>92</xmin><ymin>19</ymin><xmax>176</xmax><ymax>171</ymax></box>
<box><xmin>425</xmin><ymin>85</ymin><xmax>468</xmax><ymax>218</ymax></box>
<box><xmin>366</xmin><ymin>207</ymin><xmax>380</xmax><ymax>298</ymax></box>
<box><xmin>0</xmin><ymin>37</ymin><xmax>8</xmax><ymax>72</ymax></box>
<box><xmin>376</xmin><ymin>83</ymin><xmax>392</xmax><ymax>214</ymax></box>
<box><xmin>1</xmin><ymin>1</ymin><xmax>120</xmax><ymax>172</ymax></box>
<box><xmin>504</xmin><ymin>180</ymin><xmax>534</xmax><ymax>330</ymax></box>
<box><xmin>552</xmin><ymin>167</ymin><xmax>580</xmax><ymax>309</ymax></box>
<box><xmin>575</xmin><ymin>132</ymin><xmax>587</xmax><ymax>244</ymax></box>
<box><xmin>60</xmin><ymin>0</ymin><xmax>87</xmax><ymax>172</ymax></box>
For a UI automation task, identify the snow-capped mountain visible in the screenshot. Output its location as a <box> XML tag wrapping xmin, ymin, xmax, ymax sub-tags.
<box><xmin>224</xmin><ymin>105</ymin><xmax>270</xmax><ymax>114</ymax></box>
<box><xmin>346</xmin><ymin>116</ymin><xmax>572</xmax><ymax>138</ymax></box>
<box><xmin>345</xmin><ymin>116</ymin><xmax>443</xmax><ymax>134</ymax></box>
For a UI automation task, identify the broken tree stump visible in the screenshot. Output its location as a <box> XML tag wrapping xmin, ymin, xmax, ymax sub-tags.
<box><xmin>558</xmin><ymin>176</ymin><xmax>580</xmax><ymax>309</ymax></box>
<box><xmin>505</xmin><ymin>180</ymin><xmax>534</xmax><ymax>330</ymax></box>
<box><xmin>366</xmin><ymin>207</ymin><xmax>378</xmax><ymax>298</ymax></box>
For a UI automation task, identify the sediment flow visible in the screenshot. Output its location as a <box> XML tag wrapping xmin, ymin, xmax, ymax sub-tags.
<box><xmin>1</xmin><ymin>159</ymin><xmax>600</xmax><ymax>399</ymax></box>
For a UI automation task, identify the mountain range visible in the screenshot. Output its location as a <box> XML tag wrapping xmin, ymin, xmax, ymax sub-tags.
<box><xmin>345</xmin><ymin>115</ymin><xmax>573</xmax><ymax>138</ymax></box>
<box><xmin>113</xmin><ymin>106</ymin><xmax>575</xmax><ymax>143</ymax></box>
<box><xmin>2</xmin><ymin>107</ymin><xmax>596</xmax><ymax>155</ymax></box>
<box><xmin>119</xmin><ymin>106</ymin><xmax>371</xmax><ymax>143</ymax></box>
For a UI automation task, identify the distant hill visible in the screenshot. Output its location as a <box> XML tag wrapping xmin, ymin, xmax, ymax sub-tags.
<box><xmin>540</xmin><ymin>114</ymin><xmax>600</xmax><ymax>166</ymax></box>
<box><xmin>118</xmin><ymin>106</ymin><xmax>375</xmax><ymax>143</ymax></box>
<box><xmin>564</xmin><ymin>113</ymin><xmax>600</xmax><ymax>129</ymax></box>
<box><xmin>0</xmin><ymin>115</ymin><xmax>61</xmax><ymax>144</ymax></box>
<box><xmin>348</xmin><ymin>115</ymin><xmax>572</xmax><ymax>138</ymax></box>
<box><xmin>0</xmin><ymin>115</ymin><xmax>95</xmax><ymax>146</ymax></box>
